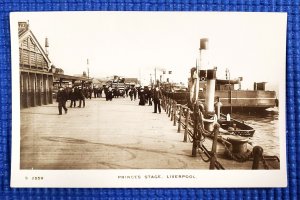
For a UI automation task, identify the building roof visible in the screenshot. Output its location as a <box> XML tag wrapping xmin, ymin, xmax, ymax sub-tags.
<box><xmin>18</xmin><ymin>21</ymin><xmax>51</xmax><ymax>66</ymax></box>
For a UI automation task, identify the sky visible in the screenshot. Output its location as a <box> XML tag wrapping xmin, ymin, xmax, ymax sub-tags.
<box><xmin>15</xmin><ymin>12</ymin><xmax>286</xmax><ymax>90</ymax></box>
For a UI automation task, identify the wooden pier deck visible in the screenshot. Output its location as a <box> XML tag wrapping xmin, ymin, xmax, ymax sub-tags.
<box><xmin>20</xmin><ymin>97</ymin><xmax>271</xmax><ymax>170</ymax></box>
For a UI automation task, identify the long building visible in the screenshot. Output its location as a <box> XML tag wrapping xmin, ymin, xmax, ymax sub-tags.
<box><xmin>18</xmin><ymin>21</ymin><xmax>53</xmax><ymax>109</ymax></box>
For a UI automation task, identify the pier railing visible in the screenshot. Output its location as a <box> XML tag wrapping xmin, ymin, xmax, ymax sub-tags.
<box><xmin>161</xmin><ymin>94</ymin><xmax>279</xmax><ymax>170</ymax></box>
<box><xmin>161</xmin><ymin>94</ymin><xmax>224</xmax><ymax>169</ymax></box>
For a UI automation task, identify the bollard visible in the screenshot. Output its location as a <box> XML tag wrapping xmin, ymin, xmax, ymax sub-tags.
<box><xmin>183</xmin><ymin>108</ymin><xmax>190</xmax><ymax>142</ymax></box>
<box><xmin>209</xmin><ymin>124</ymin><xmax>220</xmax><ymax>170</ymax></box>
<box><xmin>173</xmin><ymin>103</ymin><xmax>177</xmax><ymax>126</ymax></box>
<box><xmin>177</xmin><ymin>105</ymin><xmax>182</xmax><ymax>132</ymax></box>
<box><xmin>192</xmin><ymin>104</ymin><xmax>199</xmax><ymax>157</ymax></box>
<box><xmin>252</xmin><ymin>146</ymin><xmax>264</xmax><ymax>169</ymax></box>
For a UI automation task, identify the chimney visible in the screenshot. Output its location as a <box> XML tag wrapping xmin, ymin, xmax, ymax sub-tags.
<box><xmin>45</xmin><ymin>37</ymin><xmax>49</xmax><ymax>56</ymax></box>
<box><xmin>18</xmin><ymin>21</ymin><xmax>29</xmax><ymax>34</ymax></box>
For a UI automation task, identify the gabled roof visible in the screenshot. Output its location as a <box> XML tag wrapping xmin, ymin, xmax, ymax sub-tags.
<box><xmin>19</xmin><ymin>25</ymin><xmax>51</xmax><ymax>65</ymax></box>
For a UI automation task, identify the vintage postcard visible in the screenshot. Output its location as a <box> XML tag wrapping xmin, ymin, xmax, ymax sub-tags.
<box><xmin>10</xmin><ymin>11</ymin><xmax>287</xmax><ymax>187</ymax></box>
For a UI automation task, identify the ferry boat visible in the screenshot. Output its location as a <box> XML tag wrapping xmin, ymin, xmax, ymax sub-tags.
<box><xmin>162</xmin><ymin>69</ymin><xmax>278</xmax><ymax>112</ymax></box>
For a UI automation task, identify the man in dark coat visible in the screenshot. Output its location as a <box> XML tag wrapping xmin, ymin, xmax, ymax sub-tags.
<box><xmin>69</xmin><ymin>88</ymin><xmax>77</xmax><ymax>108</ymax></box>
<box><xmin>129</xmin><ymin>88</ymin><xmax>134</xmax><ymax>101</ymax></box>
<box><xmin>148</xmin><ymin>87</ymin><xmax>153</xmax><ymax>106</ymax></box>
<box><xmin>78</xmin><ymin>87</ymin><xmax>85</xmax><ymax>108</ymax></box>
<box><xmin>133</xmin><ymin>87</ymin><xmax>137</xmax><ymax>100</ymax></box>
<box><xmin>56</xmin><ymin>87</ymin><xmax>68</xmax><ymax>115</ymax></box>
<box><xmin>107</xmin><ymin>87</ymin><xmax>113</xmax><ymax>101</ymax></box>
<box><xmin>153</xmin><ymin>86</ymin><xmax>162</xmax><ymax>113</ymax></box>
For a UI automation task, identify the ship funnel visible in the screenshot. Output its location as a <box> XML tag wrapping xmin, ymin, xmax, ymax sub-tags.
<box><xmin>45</xmin><ymin>37</ymin><xmax>49</xmax><ymax>56</ymax></box>
<box><xmin>45</xmin><ymin>37</ymin><xmax>49</xmax><ymax>47</ymax></box>
<box><xmin>205</xmin><ymin>69</ymin><xmax>216</xmax><ymax>114</ymax></box>
<box><xmin>200</xmin><ymin>38</ymin><xmax>209</xmax><ymax>50</ymax></box>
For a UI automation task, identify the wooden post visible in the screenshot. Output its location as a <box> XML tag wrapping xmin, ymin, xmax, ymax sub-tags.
<box><xmin>173</xmin><ymin>103</ymin><xmax>177</xmax><ymax>126</ymax></box>
<box><xmin>166</xmin><ymin>98</ymin><xmax>168</xmax><ymax>114</ymax></box>
<box><xmin>183</xmin><ymin>108</ymin><xmax>190</xmax><ymax>142</ymax></box>
<box><xmin>192</xmin><ymin>104</ymin><xmax>199</xmax><ymax>157</ymax></box>
<box><xmin>209</xmin><ymin>123</ymin><xmax>220</xmax><ymax>169</ymax></box>
<box><xmin>168</xmin><ymin>100</ymin><xmax>172</xmax><ymax>118</ymax></box>
<box><xmin>177</xmin><ymin>105</ymin><xmax>182</xmax><ymax>132</ymax></box>
<box><xmin>252</xmin><ymin>146</ymin><xmax>263</xmax><ymax>169</ymax></box>
<box><xmin>171</xmin><ymin>101</ymin><xmax>174</xmax><ymax>121</ymax></box>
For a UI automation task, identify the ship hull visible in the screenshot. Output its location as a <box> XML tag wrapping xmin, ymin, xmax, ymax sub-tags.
<box><xmin>164</xmin><ymin>90</ymin><xmax>277</xmax><ymax>111</ymax></box>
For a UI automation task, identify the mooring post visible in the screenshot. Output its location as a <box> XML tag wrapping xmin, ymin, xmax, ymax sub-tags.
<box><xmin>192</xmin><ymin>104</ymin><xmax>199</xmax><ymax>157</ymax></box>
<box><xmin>209</xmin><ymin>123</ymin><xmax>220</xmax><ymax>169</ymax></box>
<box><xmin>177</xmin><ymin>105</ymin><xmax>182</xmax><ymax>132</ymax></box>
<box><xmin>183</xmin><ymin>108</ymin><xmax>190</xmax><ymax>142</ymax></box>
<box><xmin>173</xmin><ymin>103</ymin><xmax>177</xmax><ymax>126</ymax></box>
<box><xmin>252</xmin><ymin>146</ymin><xmax>264</xmax><ymax>169</ymax></box>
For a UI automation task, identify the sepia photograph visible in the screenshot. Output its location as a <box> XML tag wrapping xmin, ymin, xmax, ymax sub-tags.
<box><xmin>10</xmin><ymin>11</ymin><xmax>287</xmax><ymax>187</ymax></box>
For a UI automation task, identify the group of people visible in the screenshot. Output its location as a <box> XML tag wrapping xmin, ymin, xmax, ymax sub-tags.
<box><xmin>128</xmin><ymin>86</ymin><xmax>162</xmax><ymax>114</ymax></box>
<box><xmin>56</xmin><ymin>85</ymin><xmax>163</xmax><ymax>115</ymax></box>
<box><xmin>56</xmin><ymin>86</ymin><xmax>89</xmax><ymax>115</ymax></box>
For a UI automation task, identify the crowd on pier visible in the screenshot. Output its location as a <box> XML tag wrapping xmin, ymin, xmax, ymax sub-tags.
<box><xmin>56</xmin><ymin>85</ymin><xmax>163</xmax><ymax>115</ymax></box>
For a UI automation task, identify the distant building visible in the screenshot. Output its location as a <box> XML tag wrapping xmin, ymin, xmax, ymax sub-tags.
<box><xmin>124</xmin><ymin>78</ymin><xmax>139</xmax><ymax>86</ymax></box>
<box><xmin>18</xmin><ymin>21</ymin><xmax>53</xmax><ymax>108</ymax></box>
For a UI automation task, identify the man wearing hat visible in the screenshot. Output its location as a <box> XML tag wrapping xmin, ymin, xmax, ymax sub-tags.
<box><xmin>153</xmin><ymin>86</ymin><xmax>162</xmax><ymax>113</ymax></box>
<box><xmin>56</xmin><ymin>86</ymin><xmax>68</xmax><ymax>115</ymax></box>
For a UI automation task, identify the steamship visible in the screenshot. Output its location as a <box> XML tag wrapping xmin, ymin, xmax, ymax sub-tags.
<box><xmin>162</xmin><ymin>70</ymin><xmax>278</xmax><ymax>113</ymax></box>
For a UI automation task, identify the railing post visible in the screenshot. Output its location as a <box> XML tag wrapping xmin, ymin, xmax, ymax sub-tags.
<box><xmin>173</xmin><ymin>103</ymin><xmax>177</xmax><ymax>126</ymax></box>
<box><xmin>192</xmin><ymin>104</ymin><xmax>199</xmax><ymax>157</ymax></box>
<box><xmin>168</xmin><ymin>100</ymin><xmax>172</xmax><ymax>118</ymax></box>
<box><xmin>177</xmin><ymin>105</ymin><xmax>182</xmax><ymax>132</ymax></box>
<box><xmin>163</xmin><ymin>96</ymin><xmax>166</xmax><ymax>110</ymax></box>
<box><xmin>252</xmin><ymin>146</ymin><xmax>263</xmax><ymax>169</ymax></box>
<box><xmin>166</xmin><ymin>98</ymin><xmax>169</xmax><ymax>114</ymax></box>
<box><xmin>209</xmin><ymin>123</ymin><xmax>220</xmax><ymax>169</ymax></box>
<box><xmin>183</xmin><ymin>108</ymin><xmax>190</xmax><ymax>142</ymax></box>
<box><xmin>170</xmin><ymin>101</ymin><xmax>174</xmax><ymax>121</ymax></box>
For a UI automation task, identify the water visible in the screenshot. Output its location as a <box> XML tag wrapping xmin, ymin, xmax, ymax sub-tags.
<box><xmin>230</xmin><ymin>109</ymin><xmax>280</xmax><ymax>158</ymax></box>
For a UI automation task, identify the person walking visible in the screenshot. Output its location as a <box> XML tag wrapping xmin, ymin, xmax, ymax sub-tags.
<box><xmin>129</xmin><ymin>88</ymin><xmax>134</xmax><ymax>101</ymax></box>
<box><xmin>153</xmin><ymin>86</ymin><xmax>162</xmax><ymax>113</ymax></box>
<box><xmin>148</xmin><ymin>87</ymin><xmax>153</xmax><ymax>106</ymax></box>
<box><xmin>78</xmin><ymin>87</ymin><xmax>85</xmax><ymax>108</ymax></box>
<box><xmin>107</xmin><ymin>86</ymin><xmax>113</xmax><ymax>101</ymax></box>
<box><xmin>57</xmin><ymin>86</ymin><xmax>68</xmax><ymax>115</ymax></box>
<box><xmin>69</xmin><ymin>88</ymin><xmax>77</xmax><ymax>108</ymax></box>
<box><xmin>133</xmin><ymin>87</ymin><xmax>137</xmax><ymax>101</ymax></box>
<box><xmin>139</xmin><ymin>88</ymin><xmax>146</xmax><ymax>106</ymax></box>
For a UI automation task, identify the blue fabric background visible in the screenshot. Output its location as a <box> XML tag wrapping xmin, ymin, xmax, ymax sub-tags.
<box><xmin>0</xmin><ymin>0</ymin><xmax>299</xmax><ymax>199</ymax></box>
